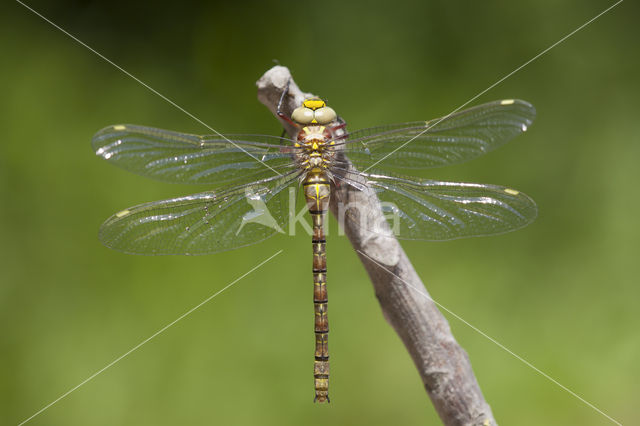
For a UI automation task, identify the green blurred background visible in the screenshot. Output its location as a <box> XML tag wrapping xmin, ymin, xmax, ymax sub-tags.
<box><xmin>2</xmin><ymin>0</ymin><xmax>638</xmax><ymax>424</ymax></box>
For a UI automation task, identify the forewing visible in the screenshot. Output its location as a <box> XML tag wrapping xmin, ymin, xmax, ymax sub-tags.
<box><xmin>92</xmin><ymin>124</ymin><xmax>297</xmax><ymax>186</ymax></box>
<box><xmin>344</xmin><ymin>173</ymin><xmax>537</xmax><ymax>240</ymax></box>
<box><xmin>98</xmin><ymin>172</ymin><xmax>300</xmax><ymax>255</ymax></box>
<box><xmin>341</xmin><ymin>100</ymin><xmax>535</xmax><ymax>170</ymax></box>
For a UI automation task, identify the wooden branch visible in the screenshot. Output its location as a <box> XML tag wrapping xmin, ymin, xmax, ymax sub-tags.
<box><xmin>257</xmin><ymin>66</ymin><xmax>497</xmax><ymax>426</ymax></box>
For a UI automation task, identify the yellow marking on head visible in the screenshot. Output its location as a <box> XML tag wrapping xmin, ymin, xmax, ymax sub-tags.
<box><xmin>504</xmin><ymin>188</ymin><xmax>519</xmax><ymax>195</ymax></box>
<box><xmin>113</xmin><ymin>125</ymin><xmax>126</xmax><ymax>131</ymax></box>
<box><xmin>311</xmin><ymin>119</ymin><xmax>318</xmax><ymax>124</ymax></box>
<box><xmin>116</xmin><ymin>209</ymin><xmax>130</xmax><ymax>218</ymax></box>
<box><xmin>304</xmin><ymin>99</ymin><xmax>326</xmax><ymax>110</ymax></box>
<box><xmin>500</xmin><ymin>99</ymin><xmax>515</xmax><ymax>105</ymax></box>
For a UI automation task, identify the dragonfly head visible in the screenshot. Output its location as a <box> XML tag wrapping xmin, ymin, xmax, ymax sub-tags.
<box><xmin>292</xmin><ymin>98</ymin><xmax>337</xmax><ymax>125</ymax></box>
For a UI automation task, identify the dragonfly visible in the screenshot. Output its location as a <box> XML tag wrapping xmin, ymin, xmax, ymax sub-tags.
<box><xmin>92</xmin><ymin>89</ymin><xmax>537</xmax><ymax>403</ymax></box>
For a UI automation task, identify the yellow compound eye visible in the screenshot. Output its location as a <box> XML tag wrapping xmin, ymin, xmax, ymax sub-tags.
<box><xmin>314</xmin><ymin>106</ymin><xmax>337</xmax><ymax>124</ymax></box>
<box><xmin>292</xmin><ymin>107</ymin><xmax>315</xmax><ymax>124</ymax></box>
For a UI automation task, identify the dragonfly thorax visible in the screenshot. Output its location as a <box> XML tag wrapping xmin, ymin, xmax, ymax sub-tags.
<box><xmin>294</xmin><ymin>125</ymin><xmax>336</xmax><ymax>171</ymax></box>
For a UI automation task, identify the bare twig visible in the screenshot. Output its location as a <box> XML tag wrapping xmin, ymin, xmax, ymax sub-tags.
<box><xmin>257</xmin><ymin>66</ymin><xmax>497</xmax><ymax>426</ymax></box>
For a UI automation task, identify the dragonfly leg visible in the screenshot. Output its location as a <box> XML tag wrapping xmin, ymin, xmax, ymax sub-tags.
<box><xmin>276</xmin><ymin>78</ymin><xmax>299</xmax><ymax>128</ymax></box>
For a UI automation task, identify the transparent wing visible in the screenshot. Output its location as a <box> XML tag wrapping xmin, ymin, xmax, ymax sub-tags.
<box><xmin>340</xmin><ymin>100</ymin><xmax>535</xmax><ymax>170</ymax></box>
<box><xmin>98</xmin><ymin>172</ymin><xmax>301</xmax><ymax>255</ymax></box>
<box><xmin>337</xmin><ymin>171</ymin><xmax>537</xmax><ymax>240</ymax></box>
<box><xmin>92</xmin><ymin>124</ymin><xmax>299</xmax><ymax>186</ymax></box>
